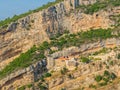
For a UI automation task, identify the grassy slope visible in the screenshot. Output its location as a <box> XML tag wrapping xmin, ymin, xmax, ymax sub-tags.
<box><xmin>77</xmin><ymin>0</ymin><xmax>120</xmax><ymax>14</ymax></box>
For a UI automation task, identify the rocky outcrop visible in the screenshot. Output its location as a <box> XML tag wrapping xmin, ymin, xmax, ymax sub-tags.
<box><xmin>49</xmin><ymin>59</ymin><xmax>120</xmax><ymax>90</ymax></box>
<box><xmin>0</xmin><ymin>59</ymin><xmax>47</xmax><ymax>90</ymax></box>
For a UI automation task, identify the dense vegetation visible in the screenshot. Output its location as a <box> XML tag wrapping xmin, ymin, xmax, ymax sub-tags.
<box><xmin>49</xmin><ymin>28</ymin><xmax>113</xmax><ymax>50</ymax></box>
<box><xmin>90</xmin><ymin>70</ymin><xmax>117</xmax><ymax>89</ymax></box>
<box><xmin>77</xmin><ymin>0</ymin><xmax>120</xmax><ymax>14</ymax></box>
<box><xmin>17</xmin><ymin>84</ymin><xmax>33</xmax><ymax>90</ymax></box>
<box><xmin>93</xmin><ymin>48</ymin><xmax>108</xmax><ymax>55</ymax></box>
<box><xmin>0</xmin><ymin>0</ymin><xmax>63</xmax><ymax>28</ymax></box>
<box><xmin>117</xmin><ymin>53</ymin><xmax>120</xmax><ymax>59</ymax></box>
<box><xmin>80</xmin><ymin>57</ymin><xmax>91</xmax><ymax>63</ymax></box>
<box><xmin>0</xmin><ymin>28</ymin><xmax>118</xmax><ymax>79</ymax></box>
<box><xmin>94</xmin><ymin>70</ymin><xmax>117</xmax><ymax>87</ymax></box>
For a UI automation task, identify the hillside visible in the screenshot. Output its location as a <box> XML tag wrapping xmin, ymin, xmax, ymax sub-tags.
<box><xmin>0</xmin><ymin>0</ymin><xmax>120</xmax><ymax>90</ymax></box>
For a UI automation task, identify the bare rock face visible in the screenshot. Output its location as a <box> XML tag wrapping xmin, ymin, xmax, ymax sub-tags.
<box><xmin>0</xmin><ymin>59</ymin><xmax>47</xmax><ymax>90</ymax></box>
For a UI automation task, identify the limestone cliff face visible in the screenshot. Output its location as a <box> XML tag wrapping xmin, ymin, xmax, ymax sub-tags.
<box><xmin>0</xmin><ymin>0</ymin><xmax>118</xmax><ymax>70</ymax></box>
<box><xmin>0</xmin><ymin>59</ymin><xmax>47</xmax><ymax>90</ymax></box>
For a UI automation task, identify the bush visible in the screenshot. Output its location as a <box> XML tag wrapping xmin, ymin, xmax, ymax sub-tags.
<box><xmin>93</xmin><ymin>48</ymin><xmax>108</xmax><ymax>55</ymax></box>
<box><xmin>117</xmin><ymin>53</ymin><xmax>120</xmax><ymax>59</ymax></box>
<box><xmin>17</xmin><ymin>86</ymin><xmax>25</xmax><ymax>90</ymax></box>
<box><xmin>106</xmin><ymin>65</ymin><xmax>109</xmax><ymax>69</ymax></box>
<box><xmin>109</xmin><ymin>61</ymin><xmax>114</xmax><ymax>65</ymax></box>
<box><xmin>81</xmin><ymin>57</ymin><xmax>90</xmax><ymax>63</ymax></box>
<box><xmin>40</xmin><ymin>76</ymin><xmax>45</xmax><ymax>82</ymax></box>
<box><xmin>44</xmin><ymin>73</ymin><xmax>52</xmax><ymax>78</ymax></box>
<box><xmin>61</xmin><ymin>88</ymin><xmax>66</xmax><ymax>90</ymax></box>
<box><xmin>38</xmin><ymin>84</ymin><xmax>47</xmax><ymax>90</ymax></box>
<box><xmin>95</xmin><ymin>75</ymin><xmax>103</xmax><ymax>82</ymax></box>
<box><xmin>104</xmin><ymin>70</ymin><xmax>110</xmax><ymax>76</ymax></box>
<box><xmin>61</xmin><ymin>67</ymin><xmax>68</xmax><ymax>75</ymax></box>
<box><xmin>89</xmin><ymin>84</ymin><xmax>96</xmax><ymax>89</ymax></box>
<box><xmin>27</xmin><ymin>84</ymin><xmax>32</xmax><ymax>88</ymax></box>
<box><xmin>103</xmin><ymin>77</ymin><xmax>109</xmax><ymax>82</ymax></box>
<box><xmin>64</xmin><ymin>30</ymin><xmax>70</xmax><ymax>34</ymax></box>
<box><xmin>68</xmin><ymin>74</ymin><xmax>74</xmax><ymax>79</ymax></box>
<box><xmin>95</xmin><ymin>71</ymin><xmax>117</xmax><ymax>87</ymax></box>
<box><xmin>99</xmin><ymin>82</ymin><xmax>107</xmax><ymax>86</ymax></box>
<box><xmin>31</xmin><ymin>20</ymin><xmax>34</xmax><ymax>23</ymax></box>
<box><xmin>110</xmin><ymin>73</ymin><xmax>117</xmax><ymax>80</ymax></box>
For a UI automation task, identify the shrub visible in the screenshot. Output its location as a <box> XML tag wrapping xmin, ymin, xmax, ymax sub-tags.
<box><xmin>95</xmin><ymin>71</ymin><xmax>117</xmax><ymax>87</ymax></box>
<box><xmin>117</xmin><ymin>53</ymin><xmax>120</xmax><ymax>59</ymax></box>
<box><xmin>38</xmin><ymin>84</ymin><xmax>47</xmax><ymax>90</ymax></box>
<box><xmin>61</xmin><ymin>67</ymin><xmax>68</xmax><ymax>75</ymax></box>
<box><xmin>27</xmin><ymin>84</ymin><xmax>32</xmax><ymax>88</ymax></box>
<box><xmin>40</xmin><ymin>76</ymin><xmax>45</xmax><ymax>82</ymax></box>
<box><xmin>95</xmin><ymin>75</ymin><xmax>103</xmax><ymax>82</ymax></box>
<box><xmin>89</xmin><ymin>84</ymin><xmax>96</xmax><ymax>89</ymax></box>
<box><xmin>104</xmin><ymin>70</ymin><xmax>110</xmax><ymax>76</ymax></box>
<box><xmin>31</xmin><ymin>20</ymin><xmax>34</xmax><ymax>23</ymax></box>
<box><xmin>110</xmin><ymin>73</ymin><xmax>117</xmax><ymax>80</ymax></box>
<box><xmin>106</xmin><ymin>65</ymin><xmax>109</xmax><ymax>69</ymax></box>
<box><xmin>44</xmin><ymin>73</ymin><xmax>52</xmax><ymax>78</ymax></box>
<box><xmin>81</xmin><ymin>57</ymin><xmax>90</xmax><ymax>63</ymax></box>
<box><xmin>17</xmin><ymin>86</ymin><xmax>25</xmax><ymax>90</ymax></box>
<box><xmin>109</xmin><ymin>61</ymin><xmax>114</xmax><ymax>65</ymax></box>
<box><xmin>61</xmin><ymin>88</ymin><xmax>66</xmax><ymax>90</ymax></box>
<box><xmin>68</xmin><ymin>74</ymin><xmax>74</xmax><ymax>79</ymax></box>
<box><xmin>64</xmin><ymin>30</ymin><xmax>70</xmax><ymax>34</ymax></box>
<box><xmin>99</xmin><ymin>82</ymin><xmax>107</xmax><ymax>86</ymax></box>
<box><xmin>103</xmin><ymin>77</ymin><xmax>109</xmax><ymax>82</ymax></box>
<box><xmin>93</xmin><ymin>48</ymin><xmax>108</xmax><ymax>55</ymax></box>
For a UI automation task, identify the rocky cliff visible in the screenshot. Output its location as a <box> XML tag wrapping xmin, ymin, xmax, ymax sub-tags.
<box><xmin>0</xmin><ymin>0</ymin><xmax>117</xmax><ymax>70</ymax></box>
<box><xmin>0</xmin><ymin>0</ymin><xmax>120</xmax><ymax>90</ymax></box>
<box><xmin>0</xmin><ymin>37</ymin><xmax>119</xmax><ymax>90</ymax></box>
<box><xmin>0</xmin><ymin>59</ymin><xmax>47</xmax><ymax>90</ymax></box>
